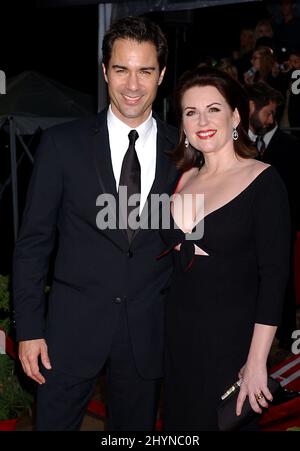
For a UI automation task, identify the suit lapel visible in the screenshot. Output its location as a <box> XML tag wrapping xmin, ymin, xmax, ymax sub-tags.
<box><xmin>90</xmin><ymin>111</ymin><xmax>117</xmax><ymax>198</ymax></box>
<box><xmin>149</xmin><ymin>118</ymin><xmax>174</xmax><ymax>196</ymax></box>
<box><xmin>132</xmin><ymin>116</ymin><xmax>177</xmax><ymax>242</ymax></box>
<box><xmin>89</xmin><ymin>111</ymin><xmax>128</xmax><ymax>248</ymax></box>
<box><xmin>263</xmin><ymin>129</ymin><xmax>280</xmax><ymax>162</ymax></box>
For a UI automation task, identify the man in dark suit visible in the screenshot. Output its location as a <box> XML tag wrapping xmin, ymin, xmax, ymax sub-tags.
<box><xmin>246</xmin><ymin>82</ymin><xmax>300</xmax><ymax>349</ymax></box>
<box><xmin>13</xmin><ymin>16</ymin><xmax>179</xmax><ymax>431</ymax></box>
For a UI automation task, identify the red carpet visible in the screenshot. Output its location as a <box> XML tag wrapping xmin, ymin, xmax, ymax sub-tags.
<box><xmin>260</xmin><ymin>355</ymin><xmax>300</xmax><ymax>431</ymax></box>
<box><xmin>4</xmin><ymin>326</ymin><xmax>299</xmax><ymax>431</ymax></box>
<box><xmin>87</xmin><ymin>355</ymin><xmax>300</xmax><ymax>431</ymax></box>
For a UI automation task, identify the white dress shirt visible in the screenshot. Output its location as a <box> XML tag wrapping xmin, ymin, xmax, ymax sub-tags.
<box><xmin>248</xmin><ymin>125</ymin><xmax>278</xmax><ymax>148</ymax></box>
<box><xmin>107</xmin><ymin>106</ymin><xmax>157</xmax><ymax>212</ymax></box>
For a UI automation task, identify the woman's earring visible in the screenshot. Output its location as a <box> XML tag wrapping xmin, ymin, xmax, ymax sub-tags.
<box><xmin>184</xmin><ymin>136</ymin><xmax>189</xmax><ymax>148</ymax></box>
<box><xmin>232</xmin><ymin>127</ymin><xmax>239</xmax><ymax>141</ymax></box>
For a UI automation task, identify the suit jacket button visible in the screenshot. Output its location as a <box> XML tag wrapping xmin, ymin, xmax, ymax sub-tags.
<box><xmin>114</xmin><ymin>297</ymin><xmax>122</xmax><ymax>304</ymax></box>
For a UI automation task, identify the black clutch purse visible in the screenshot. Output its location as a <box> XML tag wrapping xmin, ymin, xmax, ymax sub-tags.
<box><xmin>217</xmin><ymin>376</ymin><xmax>281</xmax><ymax>431</ymax></box>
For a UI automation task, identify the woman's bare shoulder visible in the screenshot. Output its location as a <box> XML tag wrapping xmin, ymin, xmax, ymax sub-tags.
<box><xmin>241</xmin><ymin>159</ymin><xmax>270</xmax><ymax>178</ymax></box>
<box><xmin>177</xmin><ymin>167</ymin><xmax>199</xmax><ymax>192</ymax></box>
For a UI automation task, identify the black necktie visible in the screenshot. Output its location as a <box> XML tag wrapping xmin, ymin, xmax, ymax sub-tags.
<box><xmin>119</xmin><ymin>129</ymin><xmax>140</xmax><ymax>242</ymax></box>
<box><xmin>255</xmin><ymin>135</ymin><xmax>266</xmax><ymax>157</ymax></box>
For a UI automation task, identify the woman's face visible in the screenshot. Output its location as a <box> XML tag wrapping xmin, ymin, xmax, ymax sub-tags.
<box><xmin>182</xmin><ymin>85</ymin><xmax>239</xmax><ymax>155</ymax></box>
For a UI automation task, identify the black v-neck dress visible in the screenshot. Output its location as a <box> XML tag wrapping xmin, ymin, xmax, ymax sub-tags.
<box><xmin>160</xmin><ymin>166</ymin><xmax>290</xmax><ymax>431</ymax></box>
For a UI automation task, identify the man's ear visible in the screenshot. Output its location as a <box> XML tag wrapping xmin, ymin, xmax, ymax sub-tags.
<box><xmin>249</xmin><ymin>100</ymin><xmax>256</xmax><ymax>115</ymax></box>
<box><xmin>158</xmin><ymin>67</ymin><xmax>166</xmax><ymax>85</ymax></box>
<box><xmin>102</xmin><ymin>63</ymin><xmax>108</xmax><ymax>83</ymax></box>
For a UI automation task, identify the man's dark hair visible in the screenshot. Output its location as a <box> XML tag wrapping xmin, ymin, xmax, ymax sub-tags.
<box><xmin>245</xmin><ymin>82</ymin><xmax>284</xmax><ymax>111</ymax></box>
<box><xmin>102</xmin><ymin>16</ymin><xmax>168</xmax><ymax>72</ymax></box>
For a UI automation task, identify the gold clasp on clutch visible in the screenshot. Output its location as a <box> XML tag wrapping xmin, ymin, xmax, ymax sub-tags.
<box><xmin>221</xmin><ymin>380</ymin><xmax>241</xmax><ymax>400</ymax></box>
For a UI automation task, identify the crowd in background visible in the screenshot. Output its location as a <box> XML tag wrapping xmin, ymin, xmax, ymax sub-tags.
<box><xmin>197</xmin><ymin>0</ymin><xmax>300</xmax><ymax>135</ymax></box>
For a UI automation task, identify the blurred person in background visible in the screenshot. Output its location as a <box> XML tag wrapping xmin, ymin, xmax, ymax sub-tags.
<box><xmin>234</xmin><ymin>27</ymin><xmax>255</xmax><ymax>83</ymax></box>
<box><xmin>233</xmin><ymin>27</ymin><xmax>255</xmax><ymax>61</ymax></box>
<box><xmin>244</xmin><ymin>46</ymin><xmax>285</xmax><ymax>95</ymax></box>
<box><xmin>275</xmin><ymin>0</ymin><xmax>300</xmax><ymax>59</ymax></box>
<box><xmin>217</xmin><ymin>57</ymin><xmax>239</xmax><ymax>81</ymax></box>
<box><xmin>254</xmin><ymin>19</ymin><xmax>274</xmax><ymax>45</ymax></box>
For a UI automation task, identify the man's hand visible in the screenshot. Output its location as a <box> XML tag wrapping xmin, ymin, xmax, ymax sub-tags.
<box><xmin>19</xmin><ymin>339</ymin><xmax>52</xmax><ymax>384</ymax></box>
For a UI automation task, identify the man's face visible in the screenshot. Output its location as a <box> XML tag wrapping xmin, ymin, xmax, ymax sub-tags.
<box><xmin>249</xmin><ymin>100</ymin><xmax>277</xmax><ymax>135</ymax></box>
<box><xmin>289</xmin><ymin>53</ymin><xmax>300</xmax><ymax>69</ymax></box>
<box><xmin>240</xmin><ymin>29</ymin><xmax>254</xmax><ymax>49</ymax></box>
<box><xmin>102</xmin><ymin>38</ymin><xmax>165</xmax><ymax>127</ymax></box>
<box><xmin>256</xmin><ymin>24</ymin><xmax>273</xmax><ymax>39</ymax></box>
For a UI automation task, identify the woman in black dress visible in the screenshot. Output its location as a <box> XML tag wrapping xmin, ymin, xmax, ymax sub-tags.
<box><xmin>161</xmin><ymin>67</ymin><xmax>290</xmax><ymax>431</ymax></box>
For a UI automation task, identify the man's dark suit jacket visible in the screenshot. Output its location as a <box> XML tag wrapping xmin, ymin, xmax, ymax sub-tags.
<box><xmin>260</xmin><ymin>128</ymin><xmax>300</xmax><ymax>237</ymax></box>
<box><xmin>13</xmin><ymin>109</ymin><xmax>179</xmax><ymax>379</ymax></box>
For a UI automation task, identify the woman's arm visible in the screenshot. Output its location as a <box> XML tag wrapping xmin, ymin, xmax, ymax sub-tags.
<box><xmin>236</xmin><ymin>168</ymin><xmax>290</xmax><ymax>416</ymax></box>
<box><xmin>236</xmin><ymin>323</ymin><xmax>277</xmax><ymax>415</ymax></box>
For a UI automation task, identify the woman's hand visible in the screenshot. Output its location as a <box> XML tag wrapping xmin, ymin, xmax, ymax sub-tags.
<box><xmin>238</xmin><ymin>364</ymin><xmax>245</xmax><ymax>380</ymax></box>
<box><xmin>236</xmin><ymin>363</ymin><xmax>273</xmax><ymax>416</ymax></box>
